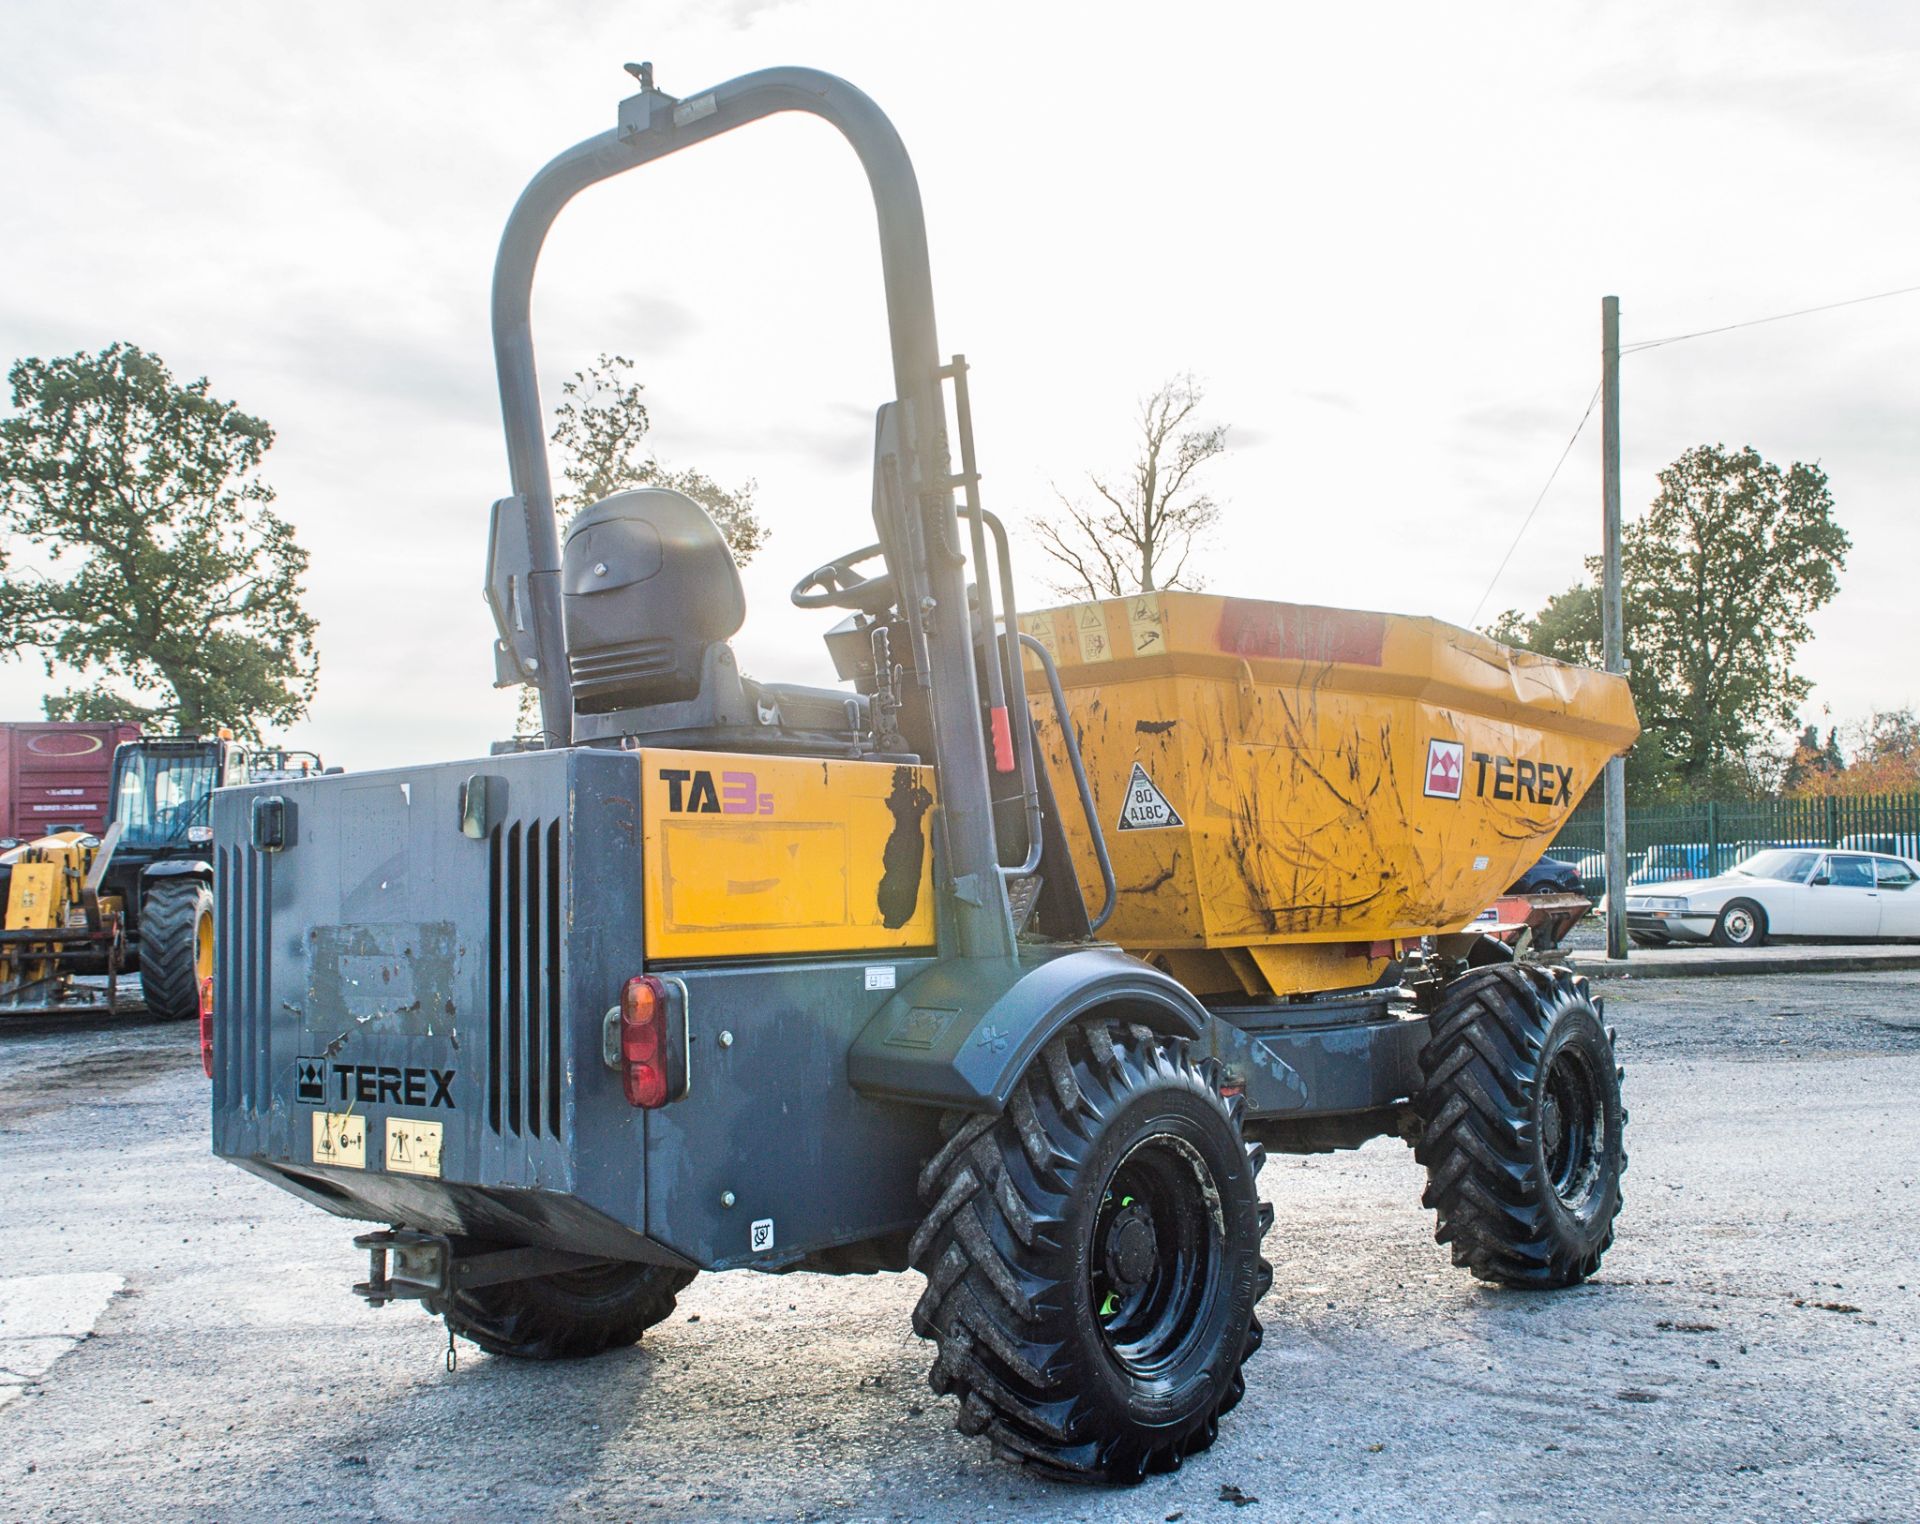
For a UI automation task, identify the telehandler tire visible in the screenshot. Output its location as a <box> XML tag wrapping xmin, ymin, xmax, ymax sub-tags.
<box><xmin>436</xmin><ymin>1260</ymin><xmax>696</xmax><ymax>1360</ymax></box>
<box><xmin>140</xmin><ymin>880</ymin><xmax>214</xmax><ymax>1023</ymax></box>
<box><xmin>909</xmin><ymin>1018</ymin><xmax>1272</xmax><ymax>1483</ymax></box>
<box><xmin>1413</xmin><ymin>964</ymin><xmax>1625</xmax><ymax>1288</ymax></box>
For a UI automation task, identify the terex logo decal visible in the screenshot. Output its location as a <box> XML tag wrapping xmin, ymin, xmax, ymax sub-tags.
<box><xmin>1425</xmin><ymin>740</ymin><xmax>1464</xmax><ymax>800</ymax></box>
<box><xmin>660</xmin><ymin>767</ymin><xmax>774</xmax><ymax>815</ymax></box>
<box><xmin>1472</xmin><ymin>751</ymin><xmax>1575</xmax><ymax>806</ymax></box>
<box><xmin>1425</xmin><ymin>741</ymin><xmax>1577</xmax><ymax>806</ymax></box>
<box><xmin>329</xmin><ymin>1064</ymin><xmax>456</xmax><ymax>1108</ymax></box>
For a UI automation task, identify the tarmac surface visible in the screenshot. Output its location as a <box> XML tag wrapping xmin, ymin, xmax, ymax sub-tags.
<box><xmin>2</xmin><ymin>972</ymin><xmax>1918</xmax><ymax>1523</ymax></box>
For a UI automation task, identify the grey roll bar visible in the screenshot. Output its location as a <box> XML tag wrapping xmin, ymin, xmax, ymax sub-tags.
<box><xmin>487</xmin><ymin>65</ymin><xmax>1015</xmax><ymax>959</ymax></box>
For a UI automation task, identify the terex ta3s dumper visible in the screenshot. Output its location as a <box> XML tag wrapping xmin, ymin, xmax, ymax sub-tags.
<box><xmin>211</xmin><ymin>65</ymin><xmax>1640</xmax><ymax>1482</ymax></box>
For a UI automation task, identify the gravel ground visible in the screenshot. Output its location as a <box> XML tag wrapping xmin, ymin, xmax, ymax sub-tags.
<box><xmin>2</xmin><ymin>973</ymin><xmax>1917</xmax><ymax>1524</ymax></box>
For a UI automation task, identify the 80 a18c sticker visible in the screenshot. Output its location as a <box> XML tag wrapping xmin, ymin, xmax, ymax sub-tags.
<box><xmin>1117</xmin><ymin>763</ymin><xmax>1183</xmax><ymax>831</ymax></box>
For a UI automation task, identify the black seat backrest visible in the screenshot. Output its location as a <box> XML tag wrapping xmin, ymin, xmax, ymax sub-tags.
<box><xmin>562</xmin><ymin>488</ymin><xmax>745</xmax><ymax>714</ymax></box>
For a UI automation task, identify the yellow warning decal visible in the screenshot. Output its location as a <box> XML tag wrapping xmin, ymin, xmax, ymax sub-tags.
<box><xmin>312</xmin><ymin>1111</ymin><xmax>366</xmax><ymax>1170</ymax></box>
<box><xmin>640</xmin><ymin>749</ymin><xmax>936</xmax><ymax>960</ymax></box>
<box><xmin>1127</xmin><ymin>594</ymin><xmax>1165</xmax><ymax>655</ymax></box>
<box><xmin>1072</xmin><ymin>602</ymin><xmax>1114</xmax><ymax>664</ymax></box>
<box><xmin>384</xmin><ymin>1118</ymin><xmax>443</xmax><ymax>1178</ymax></box>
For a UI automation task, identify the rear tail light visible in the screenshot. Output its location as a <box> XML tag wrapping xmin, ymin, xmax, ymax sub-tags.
<box><xmin>198</xmin><ymin>975</ymin><xmax>214</xmax><ymax>1079</ymax></box>
<box><xmin>604</xmin><ymin>975</ymin><xmax>689</xmax><ymax>1108</ymax></box>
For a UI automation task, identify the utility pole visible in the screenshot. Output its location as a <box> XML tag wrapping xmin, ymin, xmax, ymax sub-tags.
<box><xmin>1601</xmin><ymin>295</ymin><xmax>1628</xmax><ymax>960</ymax></box>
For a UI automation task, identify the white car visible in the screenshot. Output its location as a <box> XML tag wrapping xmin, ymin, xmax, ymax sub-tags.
<box><xmin>1623</xmin><ymin>847</ymin><xmax>1920</xmax><ymax>948</ymax></box>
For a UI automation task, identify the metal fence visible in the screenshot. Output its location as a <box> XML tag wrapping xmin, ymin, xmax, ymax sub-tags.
<box><xmin>1545</xmin><ymin>792</ymin><xmax>1920</xmax><ymax>895</ymax></box>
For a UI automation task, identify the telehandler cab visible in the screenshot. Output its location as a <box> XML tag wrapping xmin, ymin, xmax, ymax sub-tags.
<box><xmin>211</xmin><ymin>64</ymin><xmax>1638</xmax><ymax>1482</ymax></box>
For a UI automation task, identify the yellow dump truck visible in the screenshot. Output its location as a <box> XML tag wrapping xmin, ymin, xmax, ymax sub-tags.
<box><xmin>211</xmin><ymin>61</ymin><xmax>1641</xmax><ymax>1488</ymax></box>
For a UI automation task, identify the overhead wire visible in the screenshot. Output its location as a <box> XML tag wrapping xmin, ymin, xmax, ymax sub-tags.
<box><xmin>1620</xmin><ymin>282</ymin><xmax>1920</xmax><ymax>354</ymax></box>
<box><xmin>1466</xmin><ymin>380</ymin><xmax>1602</xmax><ymax>630</ymax></box>
<box><xmin>1469</xmin><ymin>278</ymin><xmax>1918</xmax><ymax>625</ymax></box>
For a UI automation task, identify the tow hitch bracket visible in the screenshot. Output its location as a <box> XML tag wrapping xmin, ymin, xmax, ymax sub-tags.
<box><xmin>351</xmin><ymin>1229</ymin><xmax>615</xmax><ymax>1307</ymax></box>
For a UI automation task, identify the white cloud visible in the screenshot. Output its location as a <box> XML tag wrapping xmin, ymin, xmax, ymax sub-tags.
<box><xmin>1</xmin><ymin>0</ymin><xmax>1914</xmax><ymax>769</ymax></box>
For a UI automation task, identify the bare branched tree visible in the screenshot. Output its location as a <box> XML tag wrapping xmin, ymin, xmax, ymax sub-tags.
<box><xmin>1034</xmin><ymin>375</ymin><xmax>1227</xmax><ymax>601</ymax></box>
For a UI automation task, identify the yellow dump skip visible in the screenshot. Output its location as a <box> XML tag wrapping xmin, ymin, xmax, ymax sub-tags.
<box><xmin>1022</xmin><ymin>592</ymin><xmax>1638</xmax><ymax>997</ymax></box>
<box><xmin>640</xmin><ymin>749</ymin><xmax>937</xmax><ymax>960</ymax></box>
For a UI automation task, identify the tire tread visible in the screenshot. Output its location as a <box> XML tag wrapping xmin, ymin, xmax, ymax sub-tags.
<box><xmin>139</xmin><ymin>880</ymin><xmax>211</xmax><ymax>1022</ymax></box>
<box><xmin>1413</xmin><ymin>964</ymin><xmax>1625</xmax><ymax>1288</ymax></box>
<box><xmin>911</xmin><ymin>1018</ymin><xmax>1270</xmax><ymax>1482</ymax></box>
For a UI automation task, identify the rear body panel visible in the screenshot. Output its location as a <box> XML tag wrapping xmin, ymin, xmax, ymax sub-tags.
<box><xmin>210</xmin><ymin>747</ymin><xmax>942</xmax><ymax>1271</ymax></box>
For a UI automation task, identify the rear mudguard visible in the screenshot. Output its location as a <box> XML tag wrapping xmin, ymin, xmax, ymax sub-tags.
<box><xmin>848</xmin><ymin>944</ymin><xmax>1207</xmax><ymax>1113</ymax></box>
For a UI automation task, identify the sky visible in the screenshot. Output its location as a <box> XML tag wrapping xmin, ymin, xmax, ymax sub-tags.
<box><xmin>0</xmin><ymin>0</ymin><xmax>1914</xmax><ymax>770</ymax></box>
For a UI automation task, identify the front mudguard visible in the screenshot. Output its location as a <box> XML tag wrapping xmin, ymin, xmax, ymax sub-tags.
<box><xmin>141</xmin><ymin>859</ymin><xmax>214</xmax><ymax>882</ymax></box>
<box><xmin>847</xmin><ymin>944</ymin><xmax>1207</xmax><ymax>1113</ymax></box>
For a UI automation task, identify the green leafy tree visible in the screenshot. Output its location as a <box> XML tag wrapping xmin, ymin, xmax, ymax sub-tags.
<box><xmin>1491</xmin><ymin>443</ymin><xmax>1848</xmax><ymax>798</ymax></box>
<box><xmin>0</xmin><ymin>344</ymin><xmax>317</xmax><ymax>738</ymax></box>
<box><xmin>515</xmin><ymin>354</ymin><xmax>767</xmax><ymax>729</ymax></box>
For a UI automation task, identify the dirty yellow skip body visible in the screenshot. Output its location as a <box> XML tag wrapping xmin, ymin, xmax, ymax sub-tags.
<box><xmin>1021</xmin><ymin>592</ymin><xmax>1639</xmax><ymax>997</ymax></box>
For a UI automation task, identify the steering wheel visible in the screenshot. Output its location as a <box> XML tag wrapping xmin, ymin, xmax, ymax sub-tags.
<box><xmin>791</xmin><ymin>542</ymin><xmax>898</xmax><ymax>614</ymax></box>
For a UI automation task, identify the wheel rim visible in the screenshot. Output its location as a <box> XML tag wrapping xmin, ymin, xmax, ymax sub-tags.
<box><xmin>1089</xmin><ymin>1132</ymin><xmax>1224</xmax><ymax>1383</ymax></box>
<box><xmin>195</xmin><ymin>908</ymin><xmax>214</xmax><ymax>982</ymax></box>
<box><xmin>1539</xmin><ymin>1047</ymin><xmax>1606</xmax><ymax>1212</ymax></box>
<box><xmin>1724</xmin><ymin>907</ymin><xmax>1754</xmax><ymax>943</ymax></box>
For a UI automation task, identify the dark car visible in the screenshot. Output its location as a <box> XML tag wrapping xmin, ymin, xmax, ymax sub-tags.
<box><xmin>1507</xmin><ymin>854</ymin><xmax>1583</xmax><ymax>895</ymax></box>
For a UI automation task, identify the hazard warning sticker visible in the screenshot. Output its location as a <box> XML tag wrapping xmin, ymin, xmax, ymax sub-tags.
<box><xmin>1117</xmin><ymin>762</ymin><xmax>1183</xmax><ymax>831</ymax></box>
<box><xmin>1425</xmin><ymin>739</ymin><xmax>1465</xmax><ymax>800</ymax></box>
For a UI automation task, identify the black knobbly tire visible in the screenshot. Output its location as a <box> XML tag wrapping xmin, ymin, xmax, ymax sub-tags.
<box><xmin>1413</xmin><ymin>964</ymin><xmax>1625</xmax><ymax>1289</ymax></box>
<box><xmin>909</xmin><ymin>1018</ymin><xmax>1272</xmax><ymax>1483</ymax></box>
<box><xmin>139</xmin><ymin>880</ymin><xmax>213</xmax><ymax>1022</ymax></box>
<box><xmin>436</xmin><ymin>1260</ymin><xmax>697</xmax><ymax>1360</ymax></box>
<box><xmin>1712</xmin><ymin>898</ymin><xmax>1767</xmax><ymax>949</ymax></box>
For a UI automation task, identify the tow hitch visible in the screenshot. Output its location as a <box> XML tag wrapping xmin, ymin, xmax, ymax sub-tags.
<box><xmin>351</xmin><ymin>1229</ymin><xmax>614</xmax><ymax>1307</ymax></box>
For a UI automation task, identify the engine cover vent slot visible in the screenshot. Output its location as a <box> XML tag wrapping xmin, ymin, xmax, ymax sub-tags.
<box><xmin>487</xmin><ymin>818</ymin><xmax>562</xmax><ymax>1138</ymax></box>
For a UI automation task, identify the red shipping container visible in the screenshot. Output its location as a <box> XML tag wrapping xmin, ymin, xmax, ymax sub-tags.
<box><xmin>0</xmin><ymin>721</ymin><xmax>143</xmax><ymax>842</ymax></box>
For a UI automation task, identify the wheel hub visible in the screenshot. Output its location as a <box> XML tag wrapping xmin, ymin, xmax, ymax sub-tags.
<box><xmin>1105</xmin><ymin>1204</ymin><xmax>1157</xmax><ymax>1287</ymax></box>
<box><xmin>1540</xmin><ymin>1091</ymin><xmax>1565</xmax><ymax>1159</ymax></box>
<box><xmin>1088</xmin><ymin>1133</ymin><xmax>1227</xmax><ymax>1384</ymax></box>
<box><xmin>1541</xmin><ymin>1048</ymin><xmax>1605</xmax><ymax>1210</ymax></box>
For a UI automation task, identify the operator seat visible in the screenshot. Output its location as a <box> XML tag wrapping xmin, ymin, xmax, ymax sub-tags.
<box><xmin>561</xmin><ymin>488</ymin><xmax>868</xmax><ymax>753</ymax></box>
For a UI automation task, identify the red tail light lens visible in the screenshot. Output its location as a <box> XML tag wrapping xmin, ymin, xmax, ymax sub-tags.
<box><xmin>198</xmin><ymin>976</ymin><xmax>215</xmax><ymax>1079</ymax></box>
<box><xmin>620</xmin><ymin>975</ymin><xmax>668</xmax><ymax>1108</ymax></box>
